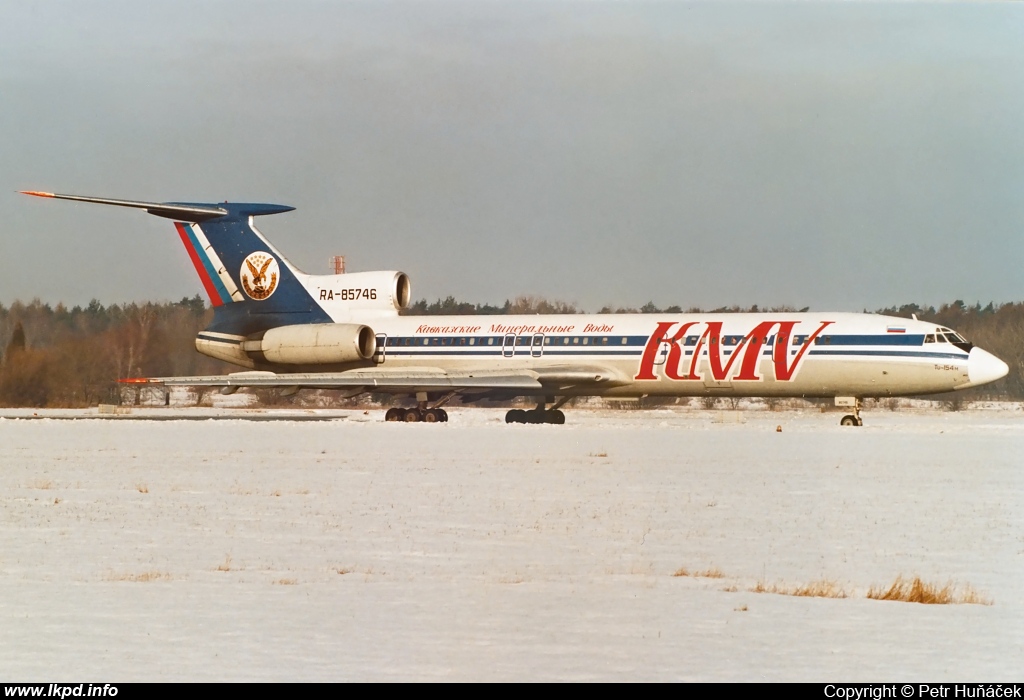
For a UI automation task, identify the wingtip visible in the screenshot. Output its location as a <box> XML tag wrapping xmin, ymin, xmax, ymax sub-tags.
<box><xmin>19</xmin><ymin>190</ymin><xmax>55</xmax><ymax>198</ymax></box>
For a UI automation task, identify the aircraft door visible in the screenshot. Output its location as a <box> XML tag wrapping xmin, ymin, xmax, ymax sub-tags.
<box><xmin>772</xmin><ymin>332</ymin><xmax>785</xmax><ymax>365</ymax></box>
<box><xmin>502</xmin><ymin>333</ymin><xmax>516</xmax><ymax>358</ymax></box>
<box><xmin>653</xmin><ymin>339</ymin><xmax>671</xmax><ymax>366</ymax></box>
<box><xmin>375</xmin><ymin>333</ymin><xmax>387</xmax><ymax>364</ymax></box>
<box><xmin>531</xmin><ymin>333</ymin><xmax>544</xmax><ymax>358</ymax></box>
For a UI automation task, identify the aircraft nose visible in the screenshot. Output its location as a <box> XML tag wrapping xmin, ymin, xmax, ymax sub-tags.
<box><xmin>966</xmin><ymin>347</ymin><xmax>1009</xmax><ymax>388</ymax></box>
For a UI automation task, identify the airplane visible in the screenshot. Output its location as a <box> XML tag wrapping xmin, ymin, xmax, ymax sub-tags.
<box><xmin>20</xmin><ymin>191</ymin><xmax>1010</xmax><ymax>426</ymax></box>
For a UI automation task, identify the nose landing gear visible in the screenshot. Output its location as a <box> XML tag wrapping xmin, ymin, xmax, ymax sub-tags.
<box><xmin>836</xmin><ymin>397</ymin><xmax>863</xmax><ymax>427</ymax></box>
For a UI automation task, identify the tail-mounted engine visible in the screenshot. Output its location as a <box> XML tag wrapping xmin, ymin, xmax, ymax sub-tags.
<box><xmin>309</xmin><ymin>270</ymin><xmax>411</xmax><ymax>318</ymax></box>
<box><xmin>242</xmin><ymin>323</ymin><xmax>376</xmax><ymax>365</ymax></box>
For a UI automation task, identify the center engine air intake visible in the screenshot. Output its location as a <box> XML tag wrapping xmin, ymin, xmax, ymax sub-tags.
<box><xmin>246</xmin><ymin>323</ymin><xmax>376</xmax><ymax>365</ymax></box>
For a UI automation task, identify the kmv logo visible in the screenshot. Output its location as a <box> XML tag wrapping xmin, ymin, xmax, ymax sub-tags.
<box><xmin>240</xmin><ymin>252</ymin><xmax>280</xmax><ymax>301</ymax></box>
<box><xmin>634</xmin><ymin>320</ymin><xmax>834</xmax><ymax>382</ymax></box>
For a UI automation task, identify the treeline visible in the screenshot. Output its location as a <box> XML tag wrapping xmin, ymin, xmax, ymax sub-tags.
<box><xmin>0</xmin><ymin>296</ymin><xmax>229</xmax><ymax>407</ymax></box>
<box><xmin>1</xmin><ymin>296</ymin><xmax>1022</xmax><ymax>406</ymax></box>
<box><xmin>404</xmin><ymin>295</ymin><xmax>580</xmax><ymax>315</ymax></box>
<box><xmin>403</xmin><ymin>294</ymin><xmax>807</xmax><ymax>315</ymax></box>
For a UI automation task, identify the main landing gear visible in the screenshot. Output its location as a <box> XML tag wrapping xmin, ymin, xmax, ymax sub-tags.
<box><xmin>505</xmin><ymin>397</ymin><xmax>569</xmax><ymax>425</ymax></box>
<box><xmin>385</xmin><ymin>391</ymin><xmax>452</xmax><ymax>423</ymax></box>
<box><xmin>505</xmin><ymin>408</ymin><xmax>565</xmax><ymax>425</ymax></box>
<box><xmin>385</xmin><ymin>407</ymin><xmax>448</xmax><ymax>423</ymax></box>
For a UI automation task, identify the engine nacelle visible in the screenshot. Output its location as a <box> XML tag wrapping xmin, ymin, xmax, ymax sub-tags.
<box><xmin>246</xmin><ymin>323</ymin><xmax>376</xmax><ymax>365</ymax></box>
<box><xmin>308</xmin><ymin>270</ymin><xmax>412</xmax><ymax>316</ymax></box>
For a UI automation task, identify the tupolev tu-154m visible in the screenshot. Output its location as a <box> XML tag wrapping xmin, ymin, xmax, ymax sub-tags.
<box><xmin>21</xmin><ymin>191</ymin><xmax>1009</xmax><ymax>425</ymax></box>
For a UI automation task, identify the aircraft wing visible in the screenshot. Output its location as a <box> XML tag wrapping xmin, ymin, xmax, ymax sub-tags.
<box><xmin>126</xmin><ymin>365</ymin><xmax>623</xmax><ymax>395</ymax></box>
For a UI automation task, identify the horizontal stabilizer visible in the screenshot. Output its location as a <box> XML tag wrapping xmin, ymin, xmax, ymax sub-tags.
<box><xmin>20</xmin><ymin>191</ymin><xmax>228</xmax><ymax>222</ymax></box>
<box><xmin>19</xmin><ymin>191</ymin><xmax>295</xmax><ymax>222</ymax></box>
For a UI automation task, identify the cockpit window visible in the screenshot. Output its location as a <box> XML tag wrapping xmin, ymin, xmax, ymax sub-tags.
<box><xmin>924</xmin><ymin>334</ymin><xmax>936</xmax><ymax>343</ymax></box>
<box><xmin>933</xmin><ymin>328</ymin><xmax>973</xmax><ymax>353</ymax></box>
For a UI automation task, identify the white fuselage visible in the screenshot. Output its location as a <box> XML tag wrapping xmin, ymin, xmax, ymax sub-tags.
<box><xmin>197</xmin><ymin>311</ymin><xmax>1005</xmax><ymax>399</ymax></box>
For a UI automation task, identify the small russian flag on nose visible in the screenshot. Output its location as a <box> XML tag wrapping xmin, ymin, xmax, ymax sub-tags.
<box><xmin>886</xmin><ymin>325</ymin><xmax>906</xmax><ymax>333</ymax></box>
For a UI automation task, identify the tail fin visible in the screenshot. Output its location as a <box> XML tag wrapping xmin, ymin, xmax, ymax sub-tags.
<box><xmin>20</xmin><ymin>191</ymin><xmax>330</xmax><ymax>333</ymax></box>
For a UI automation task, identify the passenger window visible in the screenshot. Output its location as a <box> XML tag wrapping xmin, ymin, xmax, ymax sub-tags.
<box><xmin>601</xmin><ymin>337</ymin><xmax>608</xmax><ymax>345</ymax></box>
<box><xmin>583</xmin><ymin>338</ymin><xmax>589</xmax><ymax>345</ymax></box>
<box><xmin>563</xmin><ymin>337</ymin><xmax>569</xmax><ymax>345</ymax></box>
<box><xmin>469</xmin><ymin>338</ymin><xmax>476</xmax><ymax>346</ymax></box>
<box><xmin>573</xmin><ymin>338</ymin><xmax>579</xmax><ymax>345</ymax></box>
<box><xmin>487</xmin><ymin>337</ymin><xmax>494</xmax><ymax>345</ymax></box>
<box><xmin>621</xmin><ymin>337</ymin><xmax>628</xmax><ymax>345</ymax></box>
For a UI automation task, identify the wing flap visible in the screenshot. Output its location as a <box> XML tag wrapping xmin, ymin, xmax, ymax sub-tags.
<box><xmin>124</xmin><ymin>364</ymin><xmax>624</xmax><ymax>395</ymax></box>
<box><xmin>131</xmin><ymin>370</ymin><xmax>544</xmax><ymax>393</ymax></box>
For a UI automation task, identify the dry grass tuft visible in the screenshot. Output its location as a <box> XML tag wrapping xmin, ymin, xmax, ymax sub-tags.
<box><xmin>274</xmin><ymin>578</ymin><xmax>298</xmax><ymax>585</ymax></box>
<box><xmin>29</xmin><ymin>480</ymin><xmax>54</xmax><ymax>490</ymax></box>
<box><xmin>734</xmin><ymin>604</ymin><xmax>748</xmax><ymax>611</ymax></box>
<box><xmin>216</xmin><ymin>554</ymin><xmax>233</xmax><ymax>572</ymax></box>
<box><xmin>789</xmin><ymin>580</ymin><xmax>847</xmax><ymax>598</ymax></box>
<box><xmin>695</xmin><ymin>568</ymin><xmax>726</xmax><ymax>579</ymax></box>
<box><xmin>136</xmin><ymin>484</ymin><xmax>149</xmax><ymax>494</ymax></box>
<box><xmin>673</xmin><ymin>566</ymin><xmax>726</xmax><ymax>579</ymax></box>
<box><xmin>106</xmin><ymin>571</ymin><xmax>171</xmax><ymax>583</ymax></box>
<box><xmin>748</xmin><ymin>579</ymin><xmax>847</xmax><ymax>599</ymax></box>
<box><xmin>589</xmin><ymin>452</ymin><xmax>608</xmax><ymax>458</ymax></box>
<box><xmin>334</xmin><ymin>567</ymin><xmax>352</xmax><ymax>575</ymax></box>
<box><xmin>866</xmin><ymin>576</ymin><xmax>992</xmax><ymax>606</ymax></box>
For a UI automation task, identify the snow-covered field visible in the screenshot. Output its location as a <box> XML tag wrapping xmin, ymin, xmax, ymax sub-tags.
<box><xmin>1</xmin><ymin>406</ymin><xmax>1021</xmax><ymax>681</ymax></box>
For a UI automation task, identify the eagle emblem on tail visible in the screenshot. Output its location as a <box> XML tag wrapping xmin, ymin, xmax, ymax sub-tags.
<box><xmin>240</xmin><ymin>252</ymin><xmax>280</xmax><ymax>300</ymax></box>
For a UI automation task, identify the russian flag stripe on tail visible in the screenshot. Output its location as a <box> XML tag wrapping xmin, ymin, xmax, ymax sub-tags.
<box><xmin>189</xmin><ymin>223</ymin><xmax>243</xmax><ymax>302</ymax></box>
<box><xmin>175</xmin><ymin>222</ymin><xmax>238</xmax><ymax>306</ymax></box>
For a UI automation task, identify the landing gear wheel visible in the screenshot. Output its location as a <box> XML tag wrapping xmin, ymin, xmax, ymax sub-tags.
<box><xmin>840</xmin><ymin>414</ymin><xmax>862</xmax><ymax>427</ymax></box>
<box><xmin>386</xmin><ymin>407</ymin><xmax>406</xmax><ymax>422</ymax></box>
<box><xmin>526</xmin><ymin>410</ymin><xmax>546</xmax><ymax>424</ymax></box>
<box><xmin>506</xmin><ymin>409</ymin><xmax>526</xmax><ymax>424</ymax></box>
<box><xmin>404</xmin><ymin>408</ymin><xmax>422</xmax><ymax>422</ymax></box>
<box><xmin>548</xmin><ymin>410</ymin><xmax>565</xmax><ymax>425</ymax></box>
<box><xmin>439</xmin><ymin>409</ymin><xmax>449</xmax><ymax>422</ymax></box>
<box><xmin>423</xmin><ymin>408</ymin><xmax>443</xmax><ymax>423</ymax></box>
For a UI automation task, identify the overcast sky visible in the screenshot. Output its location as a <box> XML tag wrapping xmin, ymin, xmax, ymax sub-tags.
<box><xmin>3</xmin><ymin>1</ymin><xmax>1022</xmax><ymax>312</ymax></box>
